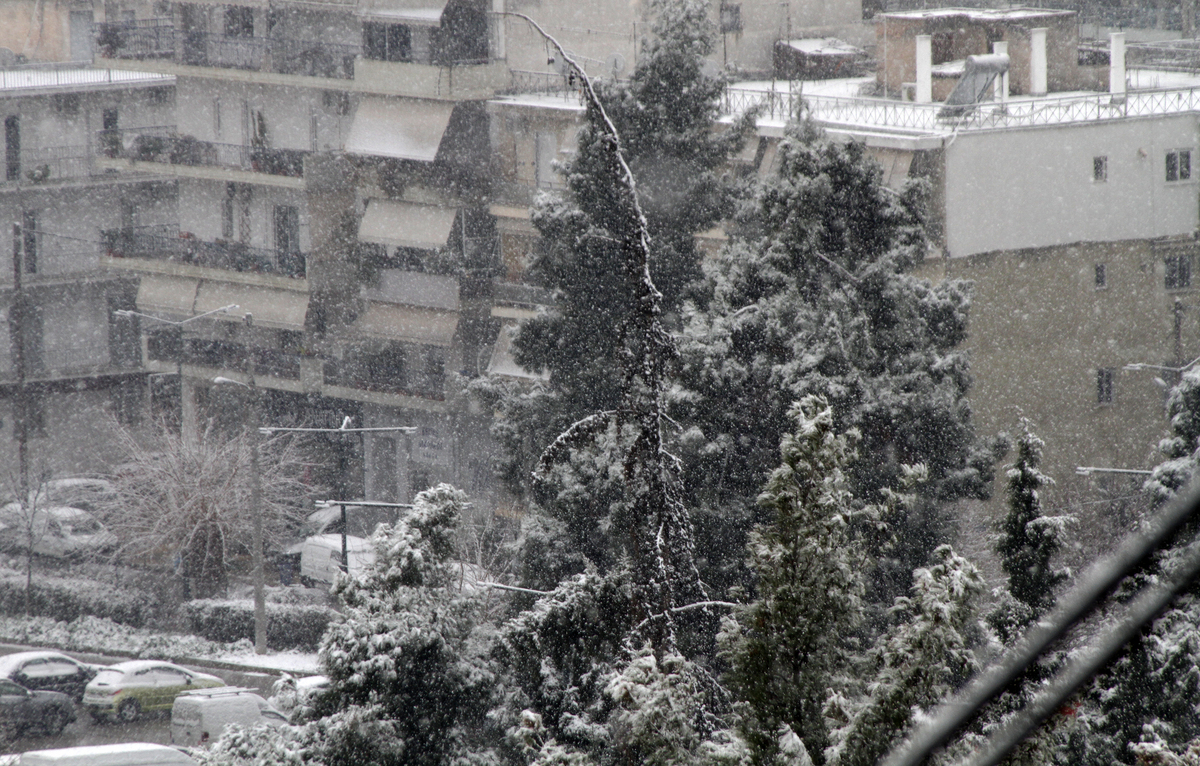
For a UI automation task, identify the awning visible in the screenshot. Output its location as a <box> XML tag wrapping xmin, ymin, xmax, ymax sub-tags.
<box><xmin>360</xmin><ymin>199</ymin><xmax>458</xmax><ymax>250</ymax></box>
<box><xmin>866</xmin><ymin>147</ymin><xmax>914</xmax><ymax>190</ymax></box>
<box><xmin>194</xmin><ymin>282</ymin><xmax>309</xmax><ymax>331</ymax></box>
<box><xmin>489</xmin><ymin>204</ymin><xmax>537</xmax><ymax>234</ymax></box>
<box><xmin>363</xmin><ymin>269</ymin><xmax>459</xmax><ymax>311</ymax></box>
<box><xmin>345</xmin><ymin>97</ymin><xmax>455</xmax><ymax>162</ymax></box>
<box><xmin>355</xmin><ymin>303</ymin><xmax>458</xmax><ymax>346</ymax></box>
<box><xmin>487</xmin><ymin>322</ymin><xmax>547</xmax><ymax>381</ymax></box>
<box><xmin>360</xmin><ymin>2</ymin><xmax>448</xmax><ymax>25</ymax></box>
<box><xmin>135</xmin><ymin>275</ymin><xmax>198</xmax><ymax>316</ymax></box>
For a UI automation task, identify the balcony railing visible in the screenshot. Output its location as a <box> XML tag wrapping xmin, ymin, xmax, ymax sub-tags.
<box><xmin>103</xmin><ymin>225</ymin><xmax>306</xmax><ymax>279</ymax></box>
<box><xmin>2</xmin><ymin>146</ymin><xmax>97</xmax><ymax>185</ymax></box>
<box><xmin>723</xmin><ymin>83</ymin><xmax>1200</xmax><ymax>133</ymax></box>
<box><xmin>99</xmin><ymin>127</ymin><xmax>306</xmax><ymax>178</ymax></box>
<box><xmin>323</xmin><ymin>358</ymin><xmax>445</xmax><ymax>401</ymax></box>
<box><xmin>96</xmin><ymin>20</ymin><xmax>359</xmax><ymax>80</ymax></box>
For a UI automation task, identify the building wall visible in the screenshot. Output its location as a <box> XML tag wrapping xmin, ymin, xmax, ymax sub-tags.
<box><xmin>178</xmin><ymin>178</ymin><xmax>311</xmax><ymax>254</ymax></box>
<box><xmin>175</xmin><ymin>77</ymin><xmax>347</xmax><ymax>153</ymax></box>
<box><xmin>943</xmin><ymin>116</ymin><xmax>1200</xmax><ymax>258</ymax></box>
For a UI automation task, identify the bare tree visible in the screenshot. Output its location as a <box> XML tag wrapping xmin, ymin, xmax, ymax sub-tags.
<box><xmin>103</xmin><ymin>420</ymin><xmax>315</xmax><ymax>599</ymax></box>
<box><xmin>0</xmin><ymin>465</ymin><xmax>55</xmax><ymax>613</ymax></box>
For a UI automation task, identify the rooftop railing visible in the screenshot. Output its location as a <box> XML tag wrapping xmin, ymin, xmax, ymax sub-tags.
<box><xmin>724</xmin><ymin>83</ymin><xmax>1200</xmax><ymax>133</ymax></box>
<box><xmin>102</xmin><ymin>225</ymin><xmax>306</xmax><ymax>279</ymax></box>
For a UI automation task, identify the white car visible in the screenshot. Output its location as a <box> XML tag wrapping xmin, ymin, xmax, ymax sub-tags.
<box><xmin>298</xmin><ymin>534</ymin><xmax>374</xmax><ymax>587</ymax></box>
<box><xmin>0</xmin><ymin>504</ymin><xmax>117</xmax><ymax>558</ymax></box>
<box><xmin>171</xmin><ymin>687</ymin><xmax>288</xmax><ymax>746</ymax></box>
<box><xmin>83</xmin><ymin>661</ymin><xmax>224</xmax><ymax>722</ymax></box>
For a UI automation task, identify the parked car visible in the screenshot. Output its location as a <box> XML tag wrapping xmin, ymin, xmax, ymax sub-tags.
<box><xmin>40</xmin><ymin>478</ymin><xmax>117</xmax><ymax>515</ymax></box>
<box><xmin>298</xmin><ymin>534</ymin><xmax>374</xmax><ymax>587</ymax></box>
<box><xmin>82</xmin><ymin>661</ymin><xmax>223</xmax><ymax>722</ymax></box>
<box><xmin>0</xmin><ymin>678</ymin><xmax>75</xmax><ymax>738</ymax></box>
<box><xmin>0</xmin><ymin>504</ymin><xmax>117</xmax><ymax>559</ymax></box>
<box><xmin>267</xmin><ymin>674</ymin><xmax>329</xmax><ymax>719</ymax></box>
<box><xmin>170</xmin><ymin>686</ymin><xmax>288</xmax><ymax>746</ymax></box>
<box><xmin>0</xmin><ymin>651</ymin><xmax>102</xmax><ymax>702</ymax></box>
<box><xmin>17</xmin><ymin>743</ymin><xmax>196</xmax><ymax>766</ymax></box>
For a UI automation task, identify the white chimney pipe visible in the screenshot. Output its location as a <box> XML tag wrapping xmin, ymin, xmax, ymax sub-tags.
<box><xmin>916</xmin><ymin>34</ymin><xmax>932</xmax><ymax>103</ymax></box>
<box><xmin>1030</xmin><ymin>28</ymin><xmax>1048</xmax><ymax>95</ymax></box>
<box><xmin>993</xmin><ymin>40</ymin><xmax>1009</xmax><ymax>102</ymax></box>
<box><xmin>1110</xmin><ymin>31</ymin><xmax>1126</xmax><ymax>97</ymax></box>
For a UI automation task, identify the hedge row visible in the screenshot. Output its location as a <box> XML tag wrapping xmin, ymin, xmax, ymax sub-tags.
<box><xmin>0</xmin><ymin>575</ymin><xmax>156</xmax><ymax>628</ymax></box>
<box><xmin>182</xmin><ymin>599</ymin><xmax>337</xmax><ymax>651</ymax></box>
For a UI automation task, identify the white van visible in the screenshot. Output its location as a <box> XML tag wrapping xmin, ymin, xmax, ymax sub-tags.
<box><xmin>17</xmin><ymin>743</ymin><xmax>196</xmax><ymax>766</ymax></box>
<box><xmin>298</xmin><ymin>534</ymin><xmax>374</xmax><ymax>586</ymax></box>
<box><xmin>170</xmin><ymin>686</ymin><xmax>288</xmax><ymax>747</ymax></box>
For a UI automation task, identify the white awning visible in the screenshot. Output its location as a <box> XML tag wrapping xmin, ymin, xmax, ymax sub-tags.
<box><xmin>487</xmin><ymin>321</ymin><xmax>547</xmax><ymax>381</ymax></box>
<box><xmin>360</xmin><ymin>199</ymin><xmax>458</xmax><ymax>250</ymax></box>
<box><xmin>364</xmin><ymin>269</ymin><xmax>460</xmax><ymax>311</ymax></box>
<box><xmin>135</xmin><ymin>275</ymin><xmax>198</xmax><ymax>316</ymax></box>
<box><xmin>194</xmin><ymin>283</ymin><xmax>309</xmax><ymax>331</ymax></box>
<box><xmin>345</xmin><ymin>97</ymin><xmax>455</xmax><ymax>162</ymax></box>
<box><xmin>355</xmin><ymin>303</ymin><xmax>458</xmax><ymax>346</ymax></box>
<box><xmin>360</xmin><ymin>3</ymin><xmax>448</xmax><ymax>25</ymax></box>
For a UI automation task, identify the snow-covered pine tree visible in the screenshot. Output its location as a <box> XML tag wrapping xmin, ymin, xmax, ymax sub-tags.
<box><xmin>826</xmin><ymin>545</ymin><xmax>984</xmax><ymax>766</ymax></box>
<box><xmin>1070</xmin><ymin>369</ymin><xmax>1200</xmax><ymax>766</ymax></box>
<box><xmin>674</xmin><ymin>120</ymin><xmax>1000</xmax><ymax>603</ymax></box>
<box><xmin>477</xmin><ymin>0</ymin><xmax>747</xmax><ymax>586</ymax></box>
<box><xmin>308</xmin><ymin>484</ymin><xmax>500</xmax><ymax>766</ymax></box>
<box><xmin>990</xmin><ymin>419</ymin><xmax>1070</xmax><ymax>642</ymax></box>
<box><xmin>720</xmin><ymin>395</ymin><xmax>872</xmax><ymax>765</ymax></box>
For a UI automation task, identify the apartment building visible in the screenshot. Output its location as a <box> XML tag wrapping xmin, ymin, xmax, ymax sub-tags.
<box><xmin>0</xmin><ymin>62</ymin><xmax>174</xmax><ymax>482</ymax></box>
<box><xmin>720</xmin><ymin>9</ymin><xmax>1200</xmax><ymax>549</ymax></box>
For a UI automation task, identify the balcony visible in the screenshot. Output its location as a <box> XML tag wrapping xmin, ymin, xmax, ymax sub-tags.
<box><xmin>323</xmin><ymin>356</ymin><xmax>445</xmax><ymax>401</ymax></box>
<box><xmin>102</xmin><ymin>224</ymin><xmax>306</xmax><ymax>279</ymax></box>
<box><xmin>96</xmin><ymin>20</ymin><xmax>359</xmax><ymax>80</ymax></box>
<box><xmin>0</xmin><ymin>145</ymin><xmax>116</xmax><ymax>187</ymax></box>
<box><xmin>98</xmin><ymin>127</ymin><xmax>306</xmax><ymax>182</ymax></box>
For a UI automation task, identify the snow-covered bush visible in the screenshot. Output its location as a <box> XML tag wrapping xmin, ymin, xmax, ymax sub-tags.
<box><xmin>0</xmin><ymin>568</ymin><xmax>156</xmax><ymax>627</ymax></box>
<box><xmin>183</xmin><ymin>599</ymin><xmax>336</xmax><ymax>651</ymax></box>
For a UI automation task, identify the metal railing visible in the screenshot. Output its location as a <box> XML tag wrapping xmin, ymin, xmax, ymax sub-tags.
<box><xmin>97</xmin><ymin>21</ymin><xmax>359</xmax><ymax>80</ymax></box>
<box><xmin>98</xmin><ymin>127</ymin><xmax>306</xmax><ymax>178</ymax></box>
<box><xmin>2</xmin><ymin>146</ymin><xmax>96</xmax><ymax>185</ymax></box>
<box><xmin>102</xmin><ymin>225</ymin><xmax>306</xmax><ymax>279</ymax></box>
<box><xmin>723</xmin><ymin>83</ymin><xmax>1200</xmax><ymax>133</ymax></box>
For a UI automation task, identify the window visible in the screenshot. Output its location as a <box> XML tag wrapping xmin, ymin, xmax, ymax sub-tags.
<box><xmin>1097</xmin><ymin>368</ymin><xmax>1114</xmax><ymax>404</ymax></box>
<box><xmin>1166</xmin><ymin>253</ymin><xmax>1192</xmax><ymax>289</ymax></box>
<box><xmin>5</xmin><ymin>115</ymin><xmax>19</xmax><ymax>181</ymax></box>
<box><xmin>363</xmin><ymin>22</ymin><xmax>411</xmax><ymax>62</ymax></box>
<box><xmin>274</xmin><ymin>205</ymin><xmax>299</xmax><ymax>254</ymax></box>
<box><xmin>21</xmin><ymin>210</ymin><xmax>37</xmax><ymax>274</ymax></box>
<box><xmin>225</xmin><ymin>6</ymin><xmax>254</xmax><ymax>38</ymax></box>
<box><xmin>1167</xmin><ymin>149</ymin><xmax>1192</xmax><ymax>182</ymax></box>
<box><xmin>1095</xmin><ymin>263</ymin><xmax>1107</xmax><ymax>288</ymax></box>
<box><xmin>1093</xmin><ymin>155</ymin><xmax>1107</xmax><ymax>182</ymax></box>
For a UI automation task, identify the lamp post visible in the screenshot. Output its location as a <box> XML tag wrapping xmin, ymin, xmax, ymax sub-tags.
<box><xmin>214</xmin><ymin>311</ymin><xmax>266</xmax><ymax>654</ymax></box>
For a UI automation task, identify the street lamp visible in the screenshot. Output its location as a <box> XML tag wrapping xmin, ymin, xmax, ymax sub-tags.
<box><xmin>214</xmin><ymin>312</ymin><xmax>267</xmax><ymax>655</ymax></box>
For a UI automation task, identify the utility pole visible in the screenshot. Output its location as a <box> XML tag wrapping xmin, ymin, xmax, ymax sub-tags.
<box><xmin>244</xmin><ymin>313</ymin><xmax>266</xmax><ymax>655</ymax></box>
<box><xmin>10</xmin><ymin>222</ymin><xmax>29</xmax><ymax>611</ymax></box>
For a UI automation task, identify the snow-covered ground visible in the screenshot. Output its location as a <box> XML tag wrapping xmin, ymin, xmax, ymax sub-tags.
<box><xmin>0</xmin><ymin>613</ymin><xmax>320</xmax><ymax>674</ymax></box>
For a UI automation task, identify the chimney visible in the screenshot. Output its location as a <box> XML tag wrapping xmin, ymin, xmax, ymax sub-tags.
<box><xmin>916</xmin><ymin>34</ymin><xmax>932</xmax><ymax>103</ymax></box>
<box><xmin>1110</xmin><ymin>32</ymin><xmax>1126</xmax><ymax>97</ymax></box>
<box><xmin>993</xmin><ymin>41</ymin><xmax>1009</xmax><ymax>102</ymax></box>
<box><xmin>1030</xmin><ymin>28</ymin><xmax>1048</xmax><ymax>95</ymax></box>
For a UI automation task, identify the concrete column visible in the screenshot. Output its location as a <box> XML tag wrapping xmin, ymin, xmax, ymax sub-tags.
<box><xmin>993</xmin><ymin>41</ymin><xmax>1009</xmax><ymax>102</ymax></box>
<box><xmin>916</xmin><ymin>34</ymin><xmax>932</xmax><ymax>103</ymax></box>
<box><xmin>1110</xmin><ymin>32</ymin><xmax>1127</xmax><ymax>97</ymax></box>
<box><xmin>1030</xmin><ymin>28</ymin><xmax>1048</xmax><ymax>95</ymax></box>
<box><xmin>180</xmin><ymin>374</ymin><xmax>197</xmax><ymax>446</ymax></box>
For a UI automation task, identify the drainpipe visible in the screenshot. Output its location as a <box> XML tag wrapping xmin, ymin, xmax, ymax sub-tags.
<box><xmin>1030</xmin><ymin>28</ymin><xmax>1048</xmax><ymax>95</ymax></box>
<box><xmin>1110</xmin><ymin>32</ymin><xmax>1126</xmax><ymax>98</ymax></box>
<box><xmin>993</xmin><ymin>41</ymin><xmax>1009</xmax><ymax>102</ymax></box>
<box><xmin>916</xmin><ymin>34</ymin><xmax>932</xmax><ymax>103</ymax></box>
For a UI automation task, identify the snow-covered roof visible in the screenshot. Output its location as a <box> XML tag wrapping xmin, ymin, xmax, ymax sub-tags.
<box><xmin>880</xmin><ymin>7</ymin><xmax>1075</xmax><ymax>21</ymax></box>
<box><xmin>779</xmin><ymin>38</ymin><xmax>862</xmax><ymax>57</ymax></box>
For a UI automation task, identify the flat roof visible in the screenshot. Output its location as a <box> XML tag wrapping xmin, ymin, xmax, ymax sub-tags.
<box><xmin>0</xmin><ymin>66</ymin><xmax>173</xmax><ymax>95</ymax></box>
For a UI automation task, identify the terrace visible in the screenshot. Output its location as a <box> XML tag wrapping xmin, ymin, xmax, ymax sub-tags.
<box><xmin>102</xmin><ymin>224</ymin><xmax>306</xmax><ymax>279</ymax></box>
<box><xmin>98</xmin><ymin>126</ymin><xmax>306</xmax><ymax>179</ymax></box>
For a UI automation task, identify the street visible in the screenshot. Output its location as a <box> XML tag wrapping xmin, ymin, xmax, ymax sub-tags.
<box><xmin>0</xmin><ymin>644</ymin><xmax>283</xmax><ymax>755</ymax></box>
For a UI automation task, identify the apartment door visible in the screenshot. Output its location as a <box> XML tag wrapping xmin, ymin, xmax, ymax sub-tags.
<box><xmin>5</xmin><ymin>116</ymin><xmax>18</xmax><ymax>181</ymax></box>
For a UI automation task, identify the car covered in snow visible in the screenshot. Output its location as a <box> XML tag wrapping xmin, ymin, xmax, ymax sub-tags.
<box><xmin>0</xmin><ymin>651</ymin><xmax>103</xmax><ymax>702</ymax></box>
<box><xmin>170</xmin><ymin>687</ymin><xmax>288</xmax><ymax>746</ymax></box>
<box><xmin>0</xmin><ymin>504</ymin><xmax>117</xmax><ymax>559</ymax></box>
<box><xmin>16</xmin><ymin>743</ymin><xmax>197</xmax><ymax>766</ymax></box>
<box><xmin>82</xmin><ymin>661</ymin><xmax>223</xmax><ymax>722</ymax></box>
<box><xmin>298</xmin><ymin>534</ymin><xmax>374</xmax><ymax>587</ymax></box>
<box><xmin>0</xmin><ymin>678</ymin><xmax>75</xmax><ymax>738</ymax></box>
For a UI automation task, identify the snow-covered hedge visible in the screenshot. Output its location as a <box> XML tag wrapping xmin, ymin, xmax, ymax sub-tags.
<box><xmin>0</xmin><ymin>613</ymin><xmax>253</xmax><ymax>660</ymax></box>
<box><xmin>0</xmin><ymin>570</ymin><xmax>157</xmax><ymax>627</ymax></box>
<box><xmin>183</xmin><ymin>600</ymin><xmax>337</xmax><ymax>651</ymax></box>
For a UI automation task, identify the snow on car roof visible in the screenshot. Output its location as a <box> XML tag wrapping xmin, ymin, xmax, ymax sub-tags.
<box><xmin>0</xmin><ymin>651</ymin><xmax>77</xmax><ymax>673</ymax></box>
